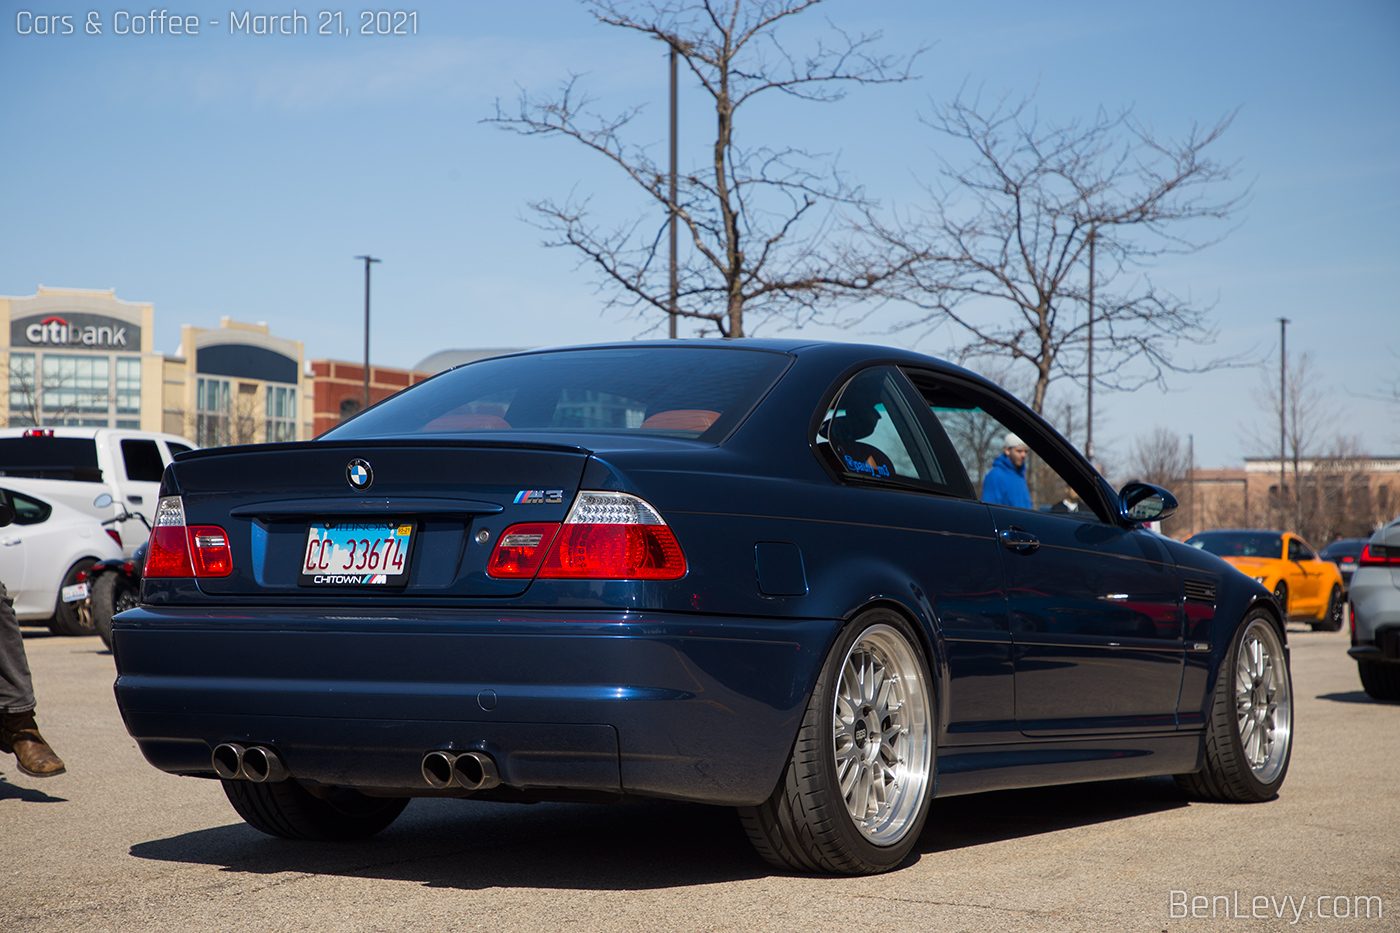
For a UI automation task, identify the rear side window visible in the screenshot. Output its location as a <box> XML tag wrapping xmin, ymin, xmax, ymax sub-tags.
<box><xmin>0</xmin><ymin>488</ymin><xmax>52</xmax><ymax>525</ymax></box>
<box><xmin>815</xmin><ymin>367</ymin><xmax>972</xmax><ymax>497</ymax></box>
<box><xmin>0</xmin><ymin>437</ymin><xmax>102</xmax><ymax>482</ymax></box>
<box><xmin>166</xmin><ymin>443</ymin><xmax>193</xmax><ymax>457</ymax></box>
<box><xmin>322</xmin><ymin>348</ymin><xmax>791</xmax><ymax>442</ymax></box>
<box><xmin>121</xmin><ymin>439</ymin><xmax>165</xmax><ymax>482</ymax></box>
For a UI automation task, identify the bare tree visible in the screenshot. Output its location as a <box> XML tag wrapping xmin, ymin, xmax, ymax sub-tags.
<box><xmin>1124</xmin><ymin>425</ymin><xmax>1194</xmax><ymax>536</ymax></box>
<box><xmin>869</xmin><ymin>91</ymin><xmax>1247</xmax><ymax>415</ymax></box>
<box><xmin>1244</xmin><ymin>350</ymin><xmax>1336</xmax><ymax>534</ymax></box>
<box><xmin>487</xmin><ymin>0</ymin><xmax>921</xmax><ymax>337</ymax></box>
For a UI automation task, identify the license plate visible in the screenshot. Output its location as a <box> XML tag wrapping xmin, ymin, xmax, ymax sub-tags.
<box><xmin>61</xmin><ymin>582</ymin><xmax>89</xmax><ymax>603</ymax></box>
<box><xmin>299</xmin><ymin>521</ymin><xmax>415</xmax><ymax>586</ymax></box>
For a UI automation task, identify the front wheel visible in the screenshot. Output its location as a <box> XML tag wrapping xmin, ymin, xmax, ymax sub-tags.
<box><xmin>47</xmin><ymin>558</ymin><xmax>98</xmax><ymax>636</ymax></box>
<box><xmin>1312</xmin><ymin>585</ymin><xmax>1344</xmax><ymax>632</ymax></box>
<box><xmin>1271</xmin><ymin>582</ymin><xmax>1288</xmax><ymax>618</ymax></box>
<box><xmin>1176</xmin><ymin>611</ymin><xmax>1293</xmax><ymax>801</ymax></box>
<box><xmin>739</xmin><ymin>609</ymin><xmax>934</xmax><ymax>875</ymax></box>
<box><xmin>223</xmin><ymin>779</ymin><xmax>409</xmax><ymax>841</ymax></box>
<box><xmin>92</xmin><ymin>573</ymin><xmax>140</xmax><ymax>649</ymax></box>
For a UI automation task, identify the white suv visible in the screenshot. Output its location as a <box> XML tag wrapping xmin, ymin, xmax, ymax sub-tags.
<box><xmin>0</xmin><ymin>427</ymin><xmax>197</xmax><ymax>557</ymax></box>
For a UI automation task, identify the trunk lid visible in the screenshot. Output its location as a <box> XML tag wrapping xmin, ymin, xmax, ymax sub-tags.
<box><xmin>166</xmin><ymin>439</ymin><xmax>591</xmax><ymax>598</ymax></box>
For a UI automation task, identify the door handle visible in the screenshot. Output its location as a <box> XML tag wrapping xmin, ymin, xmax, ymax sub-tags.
<box><xmin>1000</xmin><ymin>527</ymin><xmax>1040</xmax><ymax>554</ymax></box>
<box><xmin>127</xmin><ymin>495</ymin><xmax>144</xmax><ymax>505</ymax></box>
<box><xmin>1</xmin><ymin>537</ymin><xmax>21</xmax><ymax>547</ymax></box>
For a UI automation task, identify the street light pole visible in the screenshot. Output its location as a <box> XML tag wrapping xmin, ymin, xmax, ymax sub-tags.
<box><xmin>667</xmin><ymin>40</ymin><xmax>680</xmax><ymax>338</ymax></box>
<box><xmin>1279</xmin><ymin>316</ymin><xmax>1289</xmax><ymax>531</ymax></box>
<box><xmin>1085</xmin><ymin>227</ymin><xmax>1096</xmax><ymax>464</ymax></box>
<box><xmin>355</xmin><ymin>255</ymin><xmax>381</xmax><ymax>411</ymax></box>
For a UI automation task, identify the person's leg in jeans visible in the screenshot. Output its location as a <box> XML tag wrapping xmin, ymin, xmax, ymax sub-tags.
<box><xmin>0</xmin><ymin>582</ymin><xmax>66</xmax><ymax>777</ymax></box>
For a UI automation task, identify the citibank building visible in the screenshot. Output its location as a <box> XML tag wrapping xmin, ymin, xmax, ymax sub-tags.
<box><xmin>1</xmin><ymin>287</ymin><xmax>309</xmax><ymax>443</ymax></box>
<box><xmin>1</xmin><ymin>286</ymin><xmax>158</xmax><ymax>430</ymax></box>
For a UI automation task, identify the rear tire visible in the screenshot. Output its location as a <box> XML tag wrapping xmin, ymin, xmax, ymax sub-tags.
<box><xmin>738</xmin><ymin>609</ymin><xmax>934</xmax><ymax>875</ymax></box>
<box><xmin>222</xmin><ymin>779</ymin><xmax>409</xmax><ymax>841</ymax></box>
<box><xmin>1357</xmin><ymin>659</ymin><xmax>1400</xmax><ymax>701</ymax></box>
<box><xmin>1312</xmin><ymin>585</ymin><xmax>1344</xmax><ymax>632</ymax></box>
<box><xmin>1176</xmin><ymin>610</ymin><xmax>1292</xmax><ymax>802</ymax></box>
<box><xmin>47</xmin><ymin>558</ymin><xmax>98</xmax><ymax>636</ymax></box>
<box><xmin>92</xmin><ymin>574</ymin><xmax>139</xmax><ymax>649</ymax></box>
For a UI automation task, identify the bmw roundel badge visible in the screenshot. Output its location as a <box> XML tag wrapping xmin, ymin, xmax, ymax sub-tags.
<box><xmin>346</xmin><ymin>458</ymin><xmax>373</xmax><ymax>490</ymax></box>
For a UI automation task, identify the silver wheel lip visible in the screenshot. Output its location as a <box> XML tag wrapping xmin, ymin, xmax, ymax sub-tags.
<box><xmin>831</xmin><ymin>623</ymin><xmax>933</xmax><ymax>845</ymax></box>
<box><xmin>1234</xmin><ymin>618</ymin><xmax>1292</xmax><ymax>784</ymax></box>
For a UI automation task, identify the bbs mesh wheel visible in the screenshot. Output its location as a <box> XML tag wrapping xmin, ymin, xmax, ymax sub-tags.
<box><xmin>739</xmin><ymin>609</ymin><xmax>933</xmax><ymax>875</ymax></box>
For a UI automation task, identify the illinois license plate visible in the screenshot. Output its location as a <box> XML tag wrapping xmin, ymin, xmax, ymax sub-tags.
<box><xmin>299</xmin><ymin>521</ymin><xmax>415</xmax><ymax>586</ymax></box>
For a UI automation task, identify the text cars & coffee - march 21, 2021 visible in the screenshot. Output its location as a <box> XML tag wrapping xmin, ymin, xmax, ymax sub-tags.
<box><xmin>14</xmin><ymin>10</ymin><xmax>420</xmax><ymax>37</ymax></box>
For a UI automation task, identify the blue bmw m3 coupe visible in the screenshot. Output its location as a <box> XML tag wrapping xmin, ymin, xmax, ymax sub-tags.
<box><xmin>112</xmin><ymin>340</ymin><xmax>1292</xmax><ymax>875</ymax></box>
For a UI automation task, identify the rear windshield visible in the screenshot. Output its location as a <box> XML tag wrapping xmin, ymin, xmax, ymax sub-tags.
<box><xmin>322</xmin><ymin>347</ymin><xmax>792</xmax><ymax>442</ymax></box>
<box><xmin>0</xmin><ymin>437</ymin><xmax>102</xmax><ymax>482</ymax></box>
<box><xmin>1188</xmin><ymin>532</ymin><xmax>1283</xmax><ymax>559</ymax></box>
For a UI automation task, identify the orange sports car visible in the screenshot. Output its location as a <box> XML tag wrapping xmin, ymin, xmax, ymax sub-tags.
<box><xmin>1185</xmin><ymin>529</ymin><xmax>1346</xmax><ymax>630</ymax></box>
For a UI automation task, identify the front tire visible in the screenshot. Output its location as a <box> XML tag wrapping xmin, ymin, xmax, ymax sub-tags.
<box><xmin>1312</xmin><ymin>585</ymin><xmax>1344</xmax><ymax>632</ymax></box>
<box><xmin>223</xmin><ymin>779</ymin><xmax>409</xmax><ymax>841</ymax></box>
<box><xmin>1271</xmin><ymin>582</ymin><xmax>1288</xmax><ymax>618</ymax></box>
<box><xmin>47</xmin><ymin>558</ymin><xmax>98</xmax><ymax>636</ymax></box>
<box><xmin>739</xmin><ymin>609</ymin><xmax>934</xmax><ymax>875</ymax></box>
<box><xmin>92</xmin><ymin>573</ymin><xmax>139</xmax><ymax>649</ymax></box>
<box><xmin>1176</xmin><ymin>610</ymin><xmax>1292</xmax><ymax>801</ymax></box>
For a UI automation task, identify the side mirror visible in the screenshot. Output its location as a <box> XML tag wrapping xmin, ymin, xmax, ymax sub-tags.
<box><xmin>0</xmin><ymin>504</ymin><xmax>12</xmax><ymax>528</ymax></box>
<box><xmin>1118</xmin><ymin>482</ymin><xmax>1178</xmax><ymax>525</ymax></box>
<box><xmin>93</xmin><ymin>493</ymin><xmax>114</xmax><ymax>509</ymax></box>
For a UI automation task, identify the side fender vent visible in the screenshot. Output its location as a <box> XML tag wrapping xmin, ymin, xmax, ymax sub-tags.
<box><xmin>1183</xmin><ymin>578</ymin><xmax>1218</xmax><ymax>605</ymax></box>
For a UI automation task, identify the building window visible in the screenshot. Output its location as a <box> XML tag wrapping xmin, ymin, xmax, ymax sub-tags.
<box><xmin>265</xmin><ymin>384</ymin><xmax>297</xmax><ymax>442</ymax></box>
<box><xmin>196</xmin><ymin>377</ymin><xmax>230</xmax><ymax>446</ymax></box>
<box><xmin>116</xmin><ymin>357</ymin><xmax>141</xmax><ymax>416</ymax></box>
<box><xmin>41</xmin><ymin>354</ymin><xmax>110</xmax><ymax>426</ymax></box>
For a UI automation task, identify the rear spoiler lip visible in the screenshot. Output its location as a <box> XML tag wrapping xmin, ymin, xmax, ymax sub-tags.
<box><xmin>228</xmin><ymin>497</ymin><xmax>506</xmax><ymax>520</ymax></box>
<box><xmin>172</xmin><ymin>437</ymin><xmax>595</xmax><ymax>462</ymax></box>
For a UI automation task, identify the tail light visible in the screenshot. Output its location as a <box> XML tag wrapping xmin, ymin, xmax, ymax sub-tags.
<box><xmin>1359</xmin><ymin>543</ymin><xmax>1400</xmax><ymax>566</ymax></box>
<box><xmin>105</xmin><ymin>529</ymin><xmax>122</xmax><ymax>547</ymax></box>
<box><xmin>487</xmin><ymin>491</ymin><xmax>687</xmax><ymax>580</ymax></box>
<box><xmin>144</xmin><ymin>496</ymin><xmax>233</xmax><ymax>578</ymax></box>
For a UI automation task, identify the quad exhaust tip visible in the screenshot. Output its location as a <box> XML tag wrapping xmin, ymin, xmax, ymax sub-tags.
<box><xmin>421</xmin><ymin>750</ymin><xmax>500</xmax><ymax>791</ymax></box>
<box><xmin>212</xmin><ymin>743</ymin><xmax>288</xmax><ymax>782</ymax></box>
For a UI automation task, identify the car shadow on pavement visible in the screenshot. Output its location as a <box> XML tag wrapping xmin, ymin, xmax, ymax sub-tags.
<box><xmin>131</xmin><ymin>797</ymin><xmax>771</xmax><ymax>890</ymax></box>
<box><xmin>1317</xmin><ymin>690</ymin><xmax>1400</xmax><ymax>705</ymax></box>
<box><xmin>128</xmin><ymin>776</ymin><xmax>1190</xmax><ymax>887</ymax></box>
<box><xmin>918</xmin><ymin>775</ymin><xmax>1189</xmax><ymax>854</ymax></box>
<box><xmin>0</xmin><ymin>775</ymin><xmax>69</xmax><ymax>803</ymax></box>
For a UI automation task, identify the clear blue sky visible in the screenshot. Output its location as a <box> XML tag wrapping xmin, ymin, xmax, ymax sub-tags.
<box><xmin>2</xmin><ymin>0</ymin><xmax>1396</xmax><ymax>469</ymax></box>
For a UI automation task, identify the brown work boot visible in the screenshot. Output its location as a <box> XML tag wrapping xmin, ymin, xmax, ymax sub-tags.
<box><xmin>0</xmin><ymin>710</ymin><xmax>67</xmax><ymax>778</ymax></box>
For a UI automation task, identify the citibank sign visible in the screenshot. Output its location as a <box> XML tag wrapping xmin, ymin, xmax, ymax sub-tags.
<box><xmin>12</xmin><ymin>313</ymin><xmax>141</xmax><ymax>350</ymax></box>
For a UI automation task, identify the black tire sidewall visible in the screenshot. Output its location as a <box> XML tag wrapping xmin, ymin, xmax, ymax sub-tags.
<box><xmin>93</xmin><ymin>573</ymin><xmax>138</xmax><ymax>649</ymax></box>
<box><xmin>1217</xmin><ymin>611</ymin><xmax>1293</xmax><ymax>798</ymax></box>
<box><xmin>805</xmin><ymin>609</ymin><xmax>935</xmax><ymax>872</ymax></box>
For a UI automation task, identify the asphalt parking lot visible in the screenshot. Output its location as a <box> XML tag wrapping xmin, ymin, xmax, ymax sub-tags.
<box><xmin>3</xmin><ymin>621</ymin><xmax>1396</xmax><ymax>933</ymax></box>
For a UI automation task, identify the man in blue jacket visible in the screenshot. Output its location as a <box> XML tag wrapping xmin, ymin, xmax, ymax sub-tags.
<box><xmin>982</xmin><ymin>433</ymin><xmax>1032</xmax><ymax>509</ymax></box>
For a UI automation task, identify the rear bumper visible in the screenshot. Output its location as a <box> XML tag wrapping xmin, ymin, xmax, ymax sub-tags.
<box><xmin>112</xmin><ymin>606</ymin><xmax>839</xmax><ymax>807</ymax></box>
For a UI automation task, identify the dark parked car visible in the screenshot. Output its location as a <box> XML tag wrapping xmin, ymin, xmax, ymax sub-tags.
<box><xmin>1320</xmin><ymin>537</ymin><xmax>1368</xmax><ymax>592</ymax></box>
<box><xmin>112</xmin><ymin>341</ymin><xmax>1291</xmax><ymax>875</ymax></box>
<box><xmin>1348</xmin><ymin>517</ymin><xmax>1400</xmax><ymax>700</ymax></box>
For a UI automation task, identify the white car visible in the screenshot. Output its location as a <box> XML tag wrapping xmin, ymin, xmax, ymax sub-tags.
<box><xmin>0</xmin><ymin>479</ymin><xmax>122</xmax><ymax>635</ymax></box>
